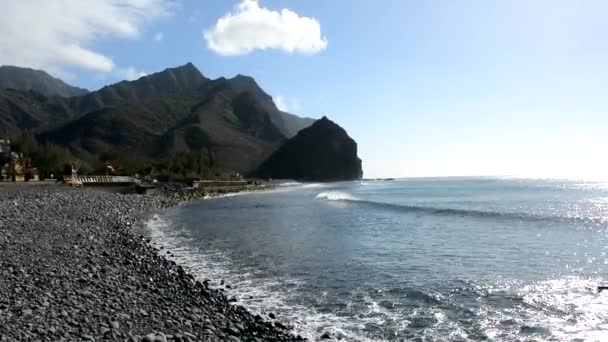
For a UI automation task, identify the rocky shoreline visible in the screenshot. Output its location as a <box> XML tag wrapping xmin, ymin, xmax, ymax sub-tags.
<box><xmin>0</xmin><ymin>184</ymin><xmax>305</xmax><ymax>341</ymax></box>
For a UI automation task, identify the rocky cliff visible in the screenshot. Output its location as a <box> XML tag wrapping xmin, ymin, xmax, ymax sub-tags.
<box><xmin>254</xmin><ymin>116</ymin><xmax>363</xmax><ymax>181</ymax></box>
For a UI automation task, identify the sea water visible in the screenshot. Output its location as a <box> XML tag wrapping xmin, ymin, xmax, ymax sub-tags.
<box><xmin>145</xmin><ymin>178</ymin><xmax>608</xmax><ymax>341</ymax></box>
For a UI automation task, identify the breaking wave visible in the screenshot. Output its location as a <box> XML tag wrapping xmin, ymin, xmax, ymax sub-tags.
<box><xmin>143</xmin><ymin>214</ymin><xmax>377</xmax><ymax>341</ymax></box>
<box><xmin>315</xmin><ymin>192</ymin><xmax>608</xmax><ymax>225</ymax></box>
<box><xmin>278</xmin><ymin>182</ymin><xmax>302</xmax><ymax>187</ymax></box>
<box><xmin>142</xmin><ymin>213</ymin><xmax>608</xmax><ymax>341</ymax></box>
<box><xmin>315</xmin><ymin>191</ymin><xmax>361</xmax><ymax>201</ymax></box>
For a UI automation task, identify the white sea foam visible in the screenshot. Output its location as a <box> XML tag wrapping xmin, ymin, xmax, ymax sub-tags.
<box><xmin>199</xmin><ymin>183</ymin><xmax>325</xmax><ymax>201</ymax></box>
<box><xmin>199</xmin><ymin>187</ymin><xmax>280</xmax><ymax>200</ymax></box>
<box><xmin>518</xmin><ymin>277</ymin><xmax>608</xmax><ymax>340</ymax></box>
<box><xmin>278</xmin><ymin>182</ymin><xmax>302</xmax><ymax>187</ymax></box>
<box><xmin>204</xmin><ymin>191</ymin><xmax>253</xmax><ymax>199</ymax></box>
<box><xmin>315</xmin><ymin>191</ymin><xmax>360</xmax><ymax>201</ymax></box>
<box><xmin>143</xmin><ymin>214</ymin><xmax>381</xmax><ymax>342</ymax></box>
<box><xmin>276</xmin><ymin>182</ymin><xmax>326</xmax><ymax>189</ymax></box>
<box><xmin>143</xmin><ymin>212</ymin><xmax>608</xmax><ymax>341</ymax></box>
<box><xmin>478</xmin><ymin>277</ymin><xmax>608</xmax><ymax>341</ymax></box>
<box><xmin>302</xmin><ymin>183</ymin><xmax>325</xmax><ymax>188</ymax></box>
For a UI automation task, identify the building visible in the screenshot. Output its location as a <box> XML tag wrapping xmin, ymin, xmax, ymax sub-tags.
<box><xmin>0</xmin><ymin>140</ymin><xmax>39</xmax><ymax>182</ymax></box>
<box><xmin>12</xmin><ymin>152</ymin><xmax>38</xmax><ymax>181</ymax></box>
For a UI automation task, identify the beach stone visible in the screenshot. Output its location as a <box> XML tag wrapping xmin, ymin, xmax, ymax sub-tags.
<box><xmin>143</xmin><ymin>333</ymin><xmax>156</xmax><ymax>342</ymax></box>
<box><xmin>117</xmin><ymin>313</ymin><xmax>131</xmax><ymax>320</ymax></box>
<box><xmin>0</xmin><ymin>186</ymin><xmax>302</xmax><ymax>342</ymax></box>
<box><xmin>227</xmin><ymin>326</ymin><xmax>240</xmax><ymax>336</ymax></box>
<box><xmin>182</xmin><ymin>332</ymin><xmax>197</xmax><ymax>339</ymax></box>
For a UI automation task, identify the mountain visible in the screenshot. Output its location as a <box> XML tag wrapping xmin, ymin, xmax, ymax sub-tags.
<box><xmin>38</xmin><ymin>65</ymin><xmax>314</xmax><ymax>173</ymax></box>
<box><xmin>68</xmin><ymin>63</ymin><xmax>208</xmax><ymax>114</ymax></box>
<box><xmin>43</xmin><ymin>90</ymin><xmax>286</xmax><ymax>173</ymax></box>
<box><xmin>254</xmin><ymin>116</ymin><xmax>363</xmax><ymax>181</ymax></box>
<box><xmin>0</xmin><ymin>88</ymin><xmax>75</xmax><ymax>135</ymax></box>
<box><xmin>155</xmin><ymin>92</ymin><xmax>286</xmax><ymax>173</ymax></box>
<box><xmin>0</xmin><ymin>63</ymin><xmax>349</xmax><ymax>176</ymax></box>
<box><xmin>196</xmin><ymin>74</ymin><xmax>315</xmax><ymax>138</ymax></box>
<box><xmin>0</xmin><ymin>66</ymin><xmax>88</xmax><ymax>97</ymax></box>
<box><xmin>37</xmin><ymin>64</ymin><xmax>315</xmax><ymax>173</ymax></box>
<box><xmin>276</xmin><ymin>110</ymin><xmax>317</xmax><ymax>138</ymax></box>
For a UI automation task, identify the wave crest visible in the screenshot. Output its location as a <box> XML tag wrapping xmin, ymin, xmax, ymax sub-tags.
<box><xmin>315</xmin><ymin>194</ymin><xmax>607</xmax><ymax>225</ymax></box>
<box><xmin>316</xmin><ymin>191</ymin><xmax>360</xmax><ymax>201</ymax></box>
<box><xmin>278</xmin><ymin>182</ymin><xmax>302</xmax><ymax>187</ymax></box>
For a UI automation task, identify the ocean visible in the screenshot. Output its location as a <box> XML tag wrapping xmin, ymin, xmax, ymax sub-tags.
<box><xmin>145</xmin><ymin>178</ymin><xmax>608</xmax><ymax>341</ymax></box>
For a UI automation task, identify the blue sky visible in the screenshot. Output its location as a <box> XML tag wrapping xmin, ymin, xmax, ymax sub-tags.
<box><xmin>2</xmin><ymin>0</ymin><xmax>607</xmax><ymax>179</ymax></box>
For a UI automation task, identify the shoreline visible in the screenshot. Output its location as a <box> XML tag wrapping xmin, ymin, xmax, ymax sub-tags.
<box><xmin>0</xmin><ymin>184</ymin><xmax>305</xmax><ymax>341</ymax></box>
<box><xmin>163</xmin><ymin>184</ymin><xmax>275</xmax><ymax>202</ymax></box>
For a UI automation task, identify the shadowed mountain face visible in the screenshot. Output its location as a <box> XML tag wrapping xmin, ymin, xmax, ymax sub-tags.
<box><xmin>255</xmin><ymin>116</ymin><xmax>363</xmax><ymax>181</ymax></box>
<box><xmin>0</xmin><ymin>63</ymin><xmax>325</xmax><ymax>174</ymax></box>
<box><xmin>0</xmin><ymin>66</ymin><xmax>88</xmax><ymax>97</ymax></box>
<box><xmin>0</xmin><ymin>89</ymin><xmax>75</xmax><ymax>135</ymax></box>
<box><xmin>68</xmin><ymin>63</ymin><xmax>209</xmax><ymax>115</ymax></box>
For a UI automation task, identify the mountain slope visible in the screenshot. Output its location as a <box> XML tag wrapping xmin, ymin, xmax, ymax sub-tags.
<box><xmin>255</xmin><ymin>116</ymin><xmax>363</xmax><ymax>181</ymax></box>
<box><xmin>0</xmin><ymin>63</ymin><xmax>330</xmax><ymax>175</ymax></box>
<box><xmin>0</xmin><ymin>89</ymin><xmax>75</xmax><ymax>135</ymax></box>
<box><xmin>68</xmin><ymin>63</ymin><xmax>208</xmax><ymax>114</ymax></box>
<box><xmin>42</xmin><ymin>89</ymin><xmax>287</xmax><ymax>173</ymax></box>
<box><xmin>198</xmin><ymin>75</ymin><xmax>315</xmax><ymax>138</ymax></box>
<box><xmin>0</xmin><ymin>63</ymin><xmax>313</xmax><ymax>139</ymax></box>
<box><xmin>0</xmin><ymin>66</ymin><xmax>88</xmax><ymax>97</ymax></box>
<box><xmin>276</xmin><ymin>110</ymin><xmax>316</xmax><ymax>138</ymax></box>
<box><xmin>40</xmin><ymin>97</ymin><xmax>198</xmax><ymax>157</ymax></box>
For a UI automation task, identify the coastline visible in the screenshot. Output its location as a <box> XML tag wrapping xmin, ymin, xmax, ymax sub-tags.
<box><xmin>0</xmin><ymin>183</ymin><xmax>304</xmax><ymax>342</ymax></box>
<box><xmin>162</xmin><ymin>184</ymin><xmax>275</xmax><ymax>202</ymax></box>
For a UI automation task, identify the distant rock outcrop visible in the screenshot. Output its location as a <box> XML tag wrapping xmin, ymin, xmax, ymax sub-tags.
<box><xmin>254</xmin><ymin>116</ymin><xmax>363</xmax><ymax>181</ymax></box>
<box><xmin>0</xmin><ymin>65</ymin><xmax>88</xmax><ymax>97</ymax></box>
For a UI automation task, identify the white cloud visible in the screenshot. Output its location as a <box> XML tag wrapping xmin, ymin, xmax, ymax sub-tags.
<box><xmin>0</xmin><ymin>0</ymin><xmax>173</xmax><ymax>76</ymax></box>
<box><xmin>204</xmin><ymin>0</ymin><xmax>328</xmax><ymax>56</ymax></box>
<box><xmin>153</xmin><ymin>32</ymin><xmax>164</xmax><ymax>42</ymax></box>
<box><xmin>273</xmin><ymin>96</ymin><xmax>288</xmax><ymax>111</ymax></box>
<box><xmin>119</xmin><ymin>67</ymin><xmax>147</xmax><ymax>81</ymax></box>
<box><xmin>273</xmin><ymin>95</ymin><xmax>301</xmax><ymax>113</ymax></box>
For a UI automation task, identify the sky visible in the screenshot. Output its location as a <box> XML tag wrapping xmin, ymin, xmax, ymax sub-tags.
<box><xmin>1</xmin><ymin>0</ymin><xmax>607</xmax><ymax>180</ymax></box>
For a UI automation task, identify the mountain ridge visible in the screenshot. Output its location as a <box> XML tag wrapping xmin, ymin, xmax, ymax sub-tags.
<box><xmin>0</xmin><ymin>65</ymin><xmax>88</xmax><ymax>98</ymax></box>
<box><xmin>0</xmin><ymin>64</ymin><xmax>356</xmax><ymax>178</ymax></box>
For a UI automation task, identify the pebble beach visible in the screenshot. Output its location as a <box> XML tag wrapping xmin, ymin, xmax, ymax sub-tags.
<box><xmin>0</xmin><ymin>184</ymin><xmax>304</xmax><ymax>342</ymax></box>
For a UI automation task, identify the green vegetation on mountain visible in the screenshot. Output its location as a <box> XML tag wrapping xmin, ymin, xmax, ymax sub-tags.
<box><xmin>0</xmin><ymin>64</ymin><xmax>361</xmax><ymax>179</ymax></box>
<box><xmin>0</xmin><ymin>65</ymin><xmax>88</xmax><ymax>97</ymax></box>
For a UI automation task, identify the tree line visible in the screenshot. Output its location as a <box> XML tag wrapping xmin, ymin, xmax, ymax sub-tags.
<box><xmin>5</xmin><ymin>132</ymin><xmax>227</xmax><ymax>181</ymax></box>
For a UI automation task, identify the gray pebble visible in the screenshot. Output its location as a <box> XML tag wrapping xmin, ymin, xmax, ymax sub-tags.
<box><xmin>0</xmin><ymin>187</ymin><xmax>303</xmax><ymax>342</ymax></box>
